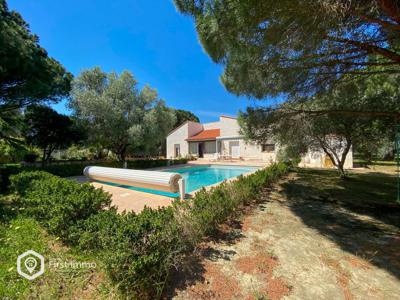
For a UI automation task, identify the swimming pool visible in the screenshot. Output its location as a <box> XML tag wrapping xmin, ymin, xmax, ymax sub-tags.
<box><xmin>99</xmin><ymin>165</ymin><xmax>258</xmax><ymax>197</ymax></box>
<box><xmin>170</xmin><ymin>165</ymin><xmax>258</xmax><ymax>193</ymax></box>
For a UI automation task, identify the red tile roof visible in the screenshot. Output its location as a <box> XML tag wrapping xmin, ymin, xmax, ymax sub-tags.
<box><xmin>186</xmin><ymin>129</ymin><xmax>220</xmax><ymax>141</ymax></box>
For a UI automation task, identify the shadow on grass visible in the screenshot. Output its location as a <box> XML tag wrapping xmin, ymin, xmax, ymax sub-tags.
<box><xmin>354</xmin><ymin>159</ymin><xmax>396</xmax><ymax>167</ymax></box>
<box><xmin>281</xmin><ymin>168</ymin><xmax>400</xmax><ymax>280</ymax></box>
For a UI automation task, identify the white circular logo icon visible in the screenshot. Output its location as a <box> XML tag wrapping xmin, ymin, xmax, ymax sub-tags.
<box><xmin>17</xmin><ymin>250</ymin><xmax>44</xmax><ymax>280</ymax></box>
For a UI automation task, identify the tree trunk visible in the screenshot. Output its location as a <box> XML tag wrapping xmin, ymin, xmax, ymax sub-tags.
<box><xmin>337</xmin><ymin>160</ymin><xmax>347</xmax><ymax>179</ymax></box>
<box><xmin>42</xmin><ymin>149</ymin><xmax>46</xmax><ymax>163</ymax></box>
<box><xmin>319</xmin><ymin>139</ymin><xmax>351</xmax><ymax>179</ymax></box>
<box><xmin>114</xmin><ymin>144</ymin><xmax>128</xmax><ymax>162</ymax></box>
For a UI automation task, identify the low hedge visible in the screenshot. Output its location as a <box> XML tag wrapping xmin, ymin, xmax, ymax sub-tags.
<box><xmin>175</xmin><ymin>162</ymin><xmax>289</xmax><ymax>247</ymax></box>
<box><xmin>76</xmin><ymin>162</ymin><xmax>289</xmax><ymax>298</ymax></box>
<box><xmin>0</xmin><ymin>158</ymin><xmax>189</xmax><ymax>192</ymax></box>
<box><xmin>10</xmin><ymin>162</ymin><xmax>289</xmax><ymax>299</ymax></box>
<box><xmin>9</xmin><ymin>171</ymin><xmax>112</xmax><ymax>240</ymax></box>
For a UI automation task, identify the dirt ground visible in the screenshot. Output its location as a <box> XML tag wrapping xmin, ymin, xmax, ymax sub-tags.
<box><xmin>172</xmin><ymin>172</ymin><xmax>400</xmax><ymax>300</ymax></box>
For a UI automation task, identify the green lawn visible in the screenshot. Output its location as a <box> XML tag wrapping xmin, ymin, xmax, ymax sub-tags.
<box><xmin>0</xmin><ymin>196</ymin><xmax>116</xmax><ymax>299</ymax></box>
<box><xmin>353</xmin><ymin>159</ymin><xmax>398</xmax><ymax>174</ymax></box>
<box><xmin>353</xmin><ymin>159</ymin><xmax>396</xmax><ymax>166</ymax></box>
<box><xmin>288</xmin><ymin>168</ymin><xmax>399</xmax><ymax>207</ymax></box>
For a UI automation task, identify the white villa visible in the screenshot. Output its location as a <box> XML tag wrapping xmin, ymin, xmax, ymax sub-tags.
<box><xmin>166</xmin><ymin>115</ymin><xmax>353</xmax><ymax>169</ymax></box>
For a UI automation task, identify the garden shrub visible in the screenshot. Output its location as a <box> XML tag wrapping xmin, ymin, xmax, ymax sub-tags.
<box><xmin>10</xmin><ymin>171</ymin><xmax>112</xmax><ymax>239</ymax></box>
<box><xmin>174</xmin><ymin>162</ymin><xmax>289</xmax><ymax>249</ymax></box>
<box><xmin>69</xmin><ymin>206</ymin><xmax>189</xmax><ymax>298</ymax></box>
<box><xmin>0</xmin><ymin>158</ymin><xmax>189</xmax><ymax>192</ymax></box>
<box><xmin>8</xmin><ymin>162</ymin><xmax>289</xmax><ymax>299</ymax></box>
<box><xmin>102</xmin><ymin>207</ymin><xmax>188</xmax><ymax>298</ymax></box>
<box><xmin>70</xmin><ymin>208</ymin><xmax>123</xmax><ymax>250</ymax></box>
<box><xmin>9</xmin><ymin>171</ymin><xmax>55</xmax><ymax>196</ymax></box>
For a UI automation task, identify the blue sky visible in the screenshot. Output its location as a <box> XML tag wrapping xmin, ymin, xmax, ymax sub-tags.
<box><xmin>8</xmin><ymin>0</ymin><xmax>275</xmax><ymax>122</ymax></box>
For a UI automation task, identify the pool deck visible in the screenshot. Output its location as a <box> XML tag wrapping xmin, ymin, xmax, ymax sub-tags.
<box><xmin>69</xmin><ymin>161</ymin><xmax>265</xmax><ymax>213</ymax></box>
<box><xmin>70</xmin><ymin>176</ymin><xmax>174</xmax><ymax>213</ymax></box>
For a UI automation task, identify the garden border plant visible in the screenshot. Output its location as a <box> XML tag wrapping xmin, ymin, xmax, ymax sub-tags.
<box><xmin>9</xmin><ymin>162</ymin><xmax>289</xmax><ymax>299</ymax></box>
<box><xmin>0</xmin><ymin>158</ymin><xmax>189</xmax><ymax>192</ymax></box>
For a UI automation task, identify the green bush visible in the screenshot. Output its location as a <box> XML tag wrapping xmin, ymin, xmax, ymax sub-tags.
<box><xmin>0</xmin><ymin>164</ymin><xmax>22</xmax><ymax>193</ymax></box>
<box><xmin>9</xmin><ymin>171</ymin><xmax>55</xmax><ymax>195</ymax></box>
<box><xmin>178</xmin><ymin>163</ymin><xmax>289</xmax><ymax>242</ymax></box>
<box><xmin>98</xmin><ymin>163</ymin><xmax>288</xmax><ymax>297</ymax></box>
<box><xmin>0</xmin><ymin>158</ymin><xmax>189</xmax><ymax>193</ymax></box>
<box><xmin>9</xmin><ymin>171</ymin><xmax>112</xmax><ymax>239</ymax></box>
<box><xmin>104</xmin><ymin>207</ymin><xmax>187</xmax><ymax>297</ymax></box>
<box><xmin>101</xmin><ymin>163</ymin><xmax>288</xmax><ymax>298</ymax></box>
<box><xmin>9</xmin><ymin>162</ymin><xmax>288</xmax><ymax>299</ymax></box>
<box><xmin>70</xmin><ymin>208</ymin><xmax>123</xmax><ymax>250</ymax></box>
<box><xmin>72</xmin><ymin>207</ymin><xmax>187</xmax><ymax>298</ymax></box>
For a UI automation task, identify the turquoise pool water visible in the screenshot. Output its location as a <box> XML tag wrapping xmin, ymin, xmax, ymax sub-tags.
<box><xmin>171</xmin><ymin>165</ymin><xmax>258</xmax><ymax>194</ymax></box>
<box><xmin>99</xmin><ymin>165</ymin><xmax>258</xmax><ymax>197</ymax></box>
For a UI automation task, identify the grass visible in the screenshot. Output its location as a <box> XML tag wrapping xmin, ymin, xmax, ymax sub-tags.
<box><xmin>0</xmin><ymin>195</ymin><xmax>117</xmax><ymax>299</ymax></box>
<box><xmin>353</xmin><ymin>159</ymin><xmax>396</xmax><ymax>166</ymax></box>
<box><xmin>353</xmin><ymin>159</ymin><xmax>398</xmax><ymax>174</ymax></box>
<box><xmin>288</xmin><ymin>168</ymin><xmax>399</xmax><ymax>207</ymax></box>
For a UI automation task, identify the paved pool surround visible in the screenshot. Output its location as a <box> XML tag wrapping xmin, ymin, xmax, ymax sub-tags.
<box><xmin>70</xmin><ymin>162</ymin><xmax>263</xmax><ymax>213</ymax></box>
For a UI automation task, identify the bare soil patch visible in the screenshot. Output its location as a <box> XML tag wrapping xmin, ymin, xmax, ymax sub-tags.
<box><xmin>172</xmin><ymin>169</ymin><xmax>400</xmax><ymax>299</ymax></box>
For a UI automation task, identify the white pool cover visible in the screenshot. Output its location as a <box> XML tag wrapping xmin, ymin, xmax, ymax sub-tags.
<box><xmin>83</xmin><ymin>166</ymin><xmax>184</xmax><ymax>196</ymax></box>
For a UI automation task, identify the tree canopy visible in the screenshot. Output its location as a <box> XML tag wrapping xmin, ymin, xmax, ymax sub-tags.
<box><xmin>173</xmin><ymin>109</ymin><xmax>200</xmax><ymax>128</ymax></box>
<box><xmin>0</xmin><ymin>0</ymin><xmax>72</xmax><ymax>112</ymax></box>
<box><xmin>23</xmin><ymin>105</ymin><xmax>84</xmax><ymax>162</ymax></box>
<box><xmin>175</xmin><ymin>0</ymin><xmax>400</xmax><ymax>98</ymax></box>
<box><xmin>70</xmin><ymin>67</ymin><xmax>176</xmax><ymax>161</ymax></box>
<box><xmin>239</xmin><ymin>76</ymin><xmax>399</xmax><ymax>176</ymax></box>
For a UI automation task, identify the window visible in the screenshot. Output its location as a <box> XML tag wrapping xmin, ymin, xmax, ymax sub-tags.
<box><xmin>189</xmin><ymin>142</ymin><xmax>198</xmax><ymax>154</ymax></box>
<box><xmin>203</xmin><ymin>141</ymin><xmax>216</xmax><ymax>154</ymax></box>
<box><xmin>174</xmin><ymin>144</ymin><xmax>180</xmax><ymax>157</ymax></box>
<box><xmin>262</xmin><ymin>144</ymin><xmax>275</xmax><ymax>152</ymax></box>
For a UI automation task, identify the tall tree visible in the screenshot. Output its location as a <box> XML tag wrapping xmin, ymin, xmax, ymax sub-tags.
<box><xmin>173</xmin><ymin>109</ymin><xmax>200</xmax><ymax>128</ymax></box>
<box><xmin>0</xmin><ymin>0</ymin><xmax>72</xmax><ymax>111</ymax></box>
<box><xmin>239</xmin><ymin>78</ymin><xmax>398</xmax><ymax>177</ymax></box>
<box><xmin>23</xmin><ymin>105</ymin><xmax>84</xmax><ymax>162</ymax></box>
<box><xmin>141</xmin><ymin>102</ymin><xmax>176</xmax><ymax>156</ymax></box>
<box><xmin>175</xmin><ymin>0</ymin><xmax>400</xmax><ymax>98</ymax></box>
<box><xmin>70</xmin><ymin>67</ymin><xmax>176</xmax><ymax>161</ymax></box>
<box><xmin>0</xmin><ymin>109</ymin><xmax>22</xmax><ymax>146</ymax></box>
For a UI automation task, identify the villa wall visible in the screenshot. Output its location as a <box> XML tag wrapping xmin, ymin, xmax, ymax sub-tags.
<box><xmin>188</xmin><ymin>122</ymin><xmax>203</xmax><ymax>137</ymax></box>
<box><xmin>242</xmin><ymin>141</ymin><xmax>263</xmax><ymax>160</ymax></box>
<box><xmin>166</xmin><ymin>121</ymin><xmax>203</xmax><ymax>158</ymax></box>
<box><xmin>166</xmin><ymin>117</ymin><xmax>353</xmax><ymax>169</ymax></box>
<box><xmin>220</xmin><ymin>116</ymin><xmax>241</xmax><ymax>136</ymax></box>
<box><xmin>300</xmin><ymin>147</ymin><xmax>353</xmax><ymax>169</ymax></box>
<box><xmin>203</xmin><ymin>121</ymin><xmax>220</xmax><ymax>130</ymax></box>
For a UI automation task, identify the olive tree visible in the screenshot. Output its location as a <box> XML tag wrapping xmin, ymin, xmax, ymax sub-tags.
<box><xmin>70</xmin><ymin>67</ymin><xmax>176</xmax><ymax>161</ymax></box>
<box><xmin>239</xmin><ymin>77</ymin><xmax>399</xmax><ymax>177</ymax></box>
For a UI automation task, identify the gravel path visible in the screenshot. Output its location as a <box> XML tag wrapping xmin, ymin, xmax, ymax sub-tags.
<box><xmin>173</xmin><ymin>174</ymin><xmax>400</xmax><ymax>300</ymax></box>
